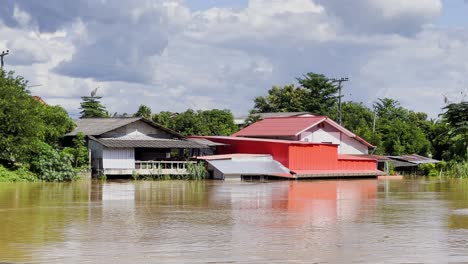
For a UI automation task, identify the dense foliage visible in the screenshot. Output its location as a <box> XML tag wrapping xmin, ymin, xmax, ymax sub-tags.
<box><xmin>0</xmin><ymin>165</ymin><xmax>39</xmax><ymax>182</ymax></box>
<box><xmin>0</xmin><ymin>71</ymin><xmax>85</xmax><ymax>182</ymax></box>
<box><xmin>0</xmin><ymin>71</ymin><xmax>75</xmax><ymax>166</ymax></box>
<box><xmin>251</xmin><ymin>72</ymin><xmax>338</xmax><ymax>117</ymax></box>
<box><xmin>152</xmin><ymin>109</ymin><xmax>238</xmax><ymax>136</ymax></box>
<box><xmin>63</xmin><ymin>132</ymin><xmax>89</xmax><ymax>169</ymax></box>
<box><xmin>79</xmin><ymin>93</ymin><xmax>108</xmax><ymax>118</ymax></box>
<box><xmin>30</xmin><ymin>142</ymin><xmax>76</xmax><ymax>182</ymax></box>
<box><xmin>441</xmin><ymin>102</ymin><xmax>468</xmax><ymax>161</ymax></box>
<box><xmin>134</xmin><ymin>105</ymin><xmax>152</xmax><ymax>119</ymax></box>
<box><xmin>249</xmin><ymin>72</ymin><xmax>467</xmax><ymax>161</ymax></box>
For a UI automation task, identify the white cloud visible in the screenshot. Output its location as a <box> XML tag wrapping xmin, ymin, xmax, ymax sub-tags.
<box><xmin>0</xmin><ymin>0</ymin><xmax>466</xmax><ymax>119</ymax></box>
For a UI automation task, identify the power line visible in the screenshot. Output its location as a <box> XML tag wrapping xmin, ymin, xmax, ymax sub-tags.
<box><xmin>0</xmin><ymin>50</ymin><xmax>9</xmax><ymax>69</ymax></box>
<box><xmin>330</xmin><ymin>77</ymin><xmax>349</xmax><ymax>125</ymax></box>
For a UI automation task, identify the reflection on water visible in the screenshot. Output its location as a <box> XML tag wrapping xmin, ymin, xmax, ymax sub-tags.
<box><xmin>0</xmin><ymin>179</ymin><xmax>468</xmax><ymax>263</ymax></box>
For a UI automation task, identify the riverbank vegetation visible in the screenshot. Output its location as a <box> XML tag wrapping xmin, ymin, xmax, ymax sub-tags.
<box><xmin>0</xmin><ymin>71</ymin><xmax>87</xmax><ymax>182</ymax></box>
<box><xmin>1</xmin><ymin>69</ymin><xmax>466</xmax><ymax>181</ymax></box>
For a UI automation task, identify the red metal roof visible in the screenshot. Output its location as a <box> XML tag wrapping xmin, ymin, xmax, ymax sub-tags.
<box><xmin>233</xmin><ymin>116</ymin><xmax>375</xmax><ymax>148</ymax></box>
<box><xmin>233</xmin><ymin>116</ymin><xmax>326</xmax><ymax>137</ymax></box>
<box><xmin>190</xmin><ymin>135</ymin><xmax>338</xmax><ymax>146</ymax></box>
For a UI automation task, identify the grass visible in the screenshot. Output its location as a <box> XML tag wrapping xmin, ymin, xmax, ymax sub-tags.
<box><xmin>441</xmin><ymin>161</ymin><xmax>468</xmax><ymax>178</ymax></box>
<box><xmin>0</xmin><ymin>165</ymin><xmax>40</xmax><ymax>182</ymax></box>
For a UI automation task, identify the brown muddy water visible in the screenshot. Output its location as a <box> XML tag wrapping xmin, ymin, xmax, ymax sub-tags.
<box><xmin>1</xmin><ymin>178</ymin><xmax>468</xmax><ymax>263</ymax></box>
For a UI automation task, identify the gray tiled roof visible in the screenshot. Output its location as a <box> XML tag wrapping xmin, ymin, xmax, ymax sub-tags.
<box><xmin>95</xmin><ymin>138</ymin><xmax>207</xmax><ymax>149</ymax></box>
<box><xmin>66</xmin><ymin>117</ymin><xmax>182</xmax><ymax>137</ymax></box>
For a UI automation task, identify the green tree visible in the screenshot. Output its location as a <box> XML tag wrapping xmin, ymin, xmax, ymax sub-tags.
<box><xmin>152</xmin><ymin>109</ymin><xmax>238</xmax><ymax>136</ymax></box>
<box><xmin>373</xmin><ymin>98</ymin><xmax>431</xmax><ymax>156</ymax></box>
<box><xmin>441</xmin><ymin>101</ymin><xmax>468</xmax><ymax>160</ymax></box>
<box><xmin>0</xmin><ymin>71</ymin><xmax>47</xmax><ymax>165</ymax></box>
<box><xmin>134</xmin><ymin>104</ymin><xmax>152</xmax><ymax>120</ymax></box>
<box><xmin>40</xmin><ymin>104</ymin><xmax>75</xmax><ymax>146</ymax></box>
<box><xmin>170</xmin><ymin>109</ymin><xmax>206</xmax><ymax>136</ymax></box>
<box><xmin>152</xmin><ymin>111</ymin><xmax>174</xmax><ymax>127</ymax></box>
<box><xmin>252</xmin><ymin>84</ymin><xmax>307</xmax><ymax>113</ymax></box>
<box><xmin>63</xmin><ymin>132</ymin><xmax>89</xmax><ymax>169</ymax></box>
<box><xmin>297</xmin><ymin>72</ymin><xmax>339</xmax><ymax>116</ymax></box>
<box><xmin>251</xmin><ymin>73</ymin><xmax>340</xmax><ymax>117</ymax></box>
<box><xmin>79</xmin><ymin>89</ymin><xmax>108</xmax><ymax>118</ymax></box>
<box><xmin>199</xmin><ymin>109</ymin><xmax>238</xmax><ymax>136</ymax></box>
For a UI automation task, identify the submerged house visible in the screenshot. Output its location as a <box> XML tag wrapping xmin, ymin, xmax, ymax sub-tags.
<box><xmin>66</xmin><ymin>117</ymin><xmax>213</xmax><ymax>176</ymax></box>
<box><xmin>191</xmin><ymin>115</ymin><xmax>383</xmax><ymax>180</ymax></box>
<box><xmin>233</xmin><ymin>116</ymin><xmax>374</xmax><ymax>155</ymax></box>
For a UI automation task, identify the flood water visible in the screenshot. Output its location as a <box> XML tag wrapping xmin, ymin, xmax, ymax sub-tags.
<box><xmin>1</xmin><ymin>178</ymin><xmax>468</xmax><ymax>263</ymax></box>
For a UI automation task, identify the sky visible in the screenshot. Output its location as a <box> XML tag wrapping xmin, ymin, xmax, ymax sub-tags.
<box><xmin>1</xmin><ymin>0</ymin><xmax>467</xmax><ymax>119</ymax></box>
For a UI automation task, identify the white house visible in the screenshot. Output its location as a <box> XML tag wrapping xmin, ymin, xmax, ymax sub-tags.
<box><xmin>66</xmin><ymin>117</ymin><xmax>219</xmax><ymax>176</ymax></box>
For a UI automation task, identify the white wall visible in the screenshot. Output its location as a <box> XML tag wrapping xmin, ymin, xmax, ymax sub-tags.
<box><xmin>103</xmin><ymin>148</ymin><xmax>135</xmax><ymax>169</ymax></box>
<box><xmin>299</xmin><ymin>122</ymin><xmax>368</xmax><ymax>154</ymax></box>
<box><xmin>341</xmin><ymin>134</ymin><xmax>369</xmax><ymax>154</ymax></box>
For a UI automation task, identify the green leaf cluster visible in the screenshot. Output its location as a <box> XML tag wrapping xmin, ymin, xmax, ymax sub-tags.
<box><xmin>79</xmin><ymin>96</ymin><xmax>108</xmax><ymax>118</ymax></box>
<box><xmin>251</xmin><ymin>73</ymin><xmax>338</xmax><ymax>116</ymax></box>
<box><xmin>152</xmin><ymin>109</ymin><xmax>238</xmax><ymax>136</ymax></box>
<box><xmin>440</xmin><ymin>102</ymin><xmax>468</xmax><ymax>161</ymax></box>
<box><xmin>0</xmin><ymin>71</ymin><xmax>75</xmax><ymax>166</ymax></box>
<box><xmin>134</xmin><ymin>104</ymin><xmax>152</xmax><ymax>119</ymax></box>
<box><xmin>62</xmin><ymin>132</ymin><xmax>89</xmax><ymax>169</ymax></box>
<box><xmin>30</xmin><ymin>142</ymin><xmax>76</xmax><ymax>182</ymax></box>
<box><xmin>0</xmin><ymin>165</ymin><xmax>39</xmax><ymax>182</ymax></box>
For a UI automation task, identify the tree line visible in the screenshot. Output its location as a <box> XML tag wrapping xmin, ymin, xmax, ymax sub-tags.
<box><xmin>80</xmin><ymin>72</ymin><xmax>467</xmax><ymax>162</ymax></box>
<box><xmin>1</xmin><ymin>69</ymin><xmax>465</xmax><ymax>181</ymax></box>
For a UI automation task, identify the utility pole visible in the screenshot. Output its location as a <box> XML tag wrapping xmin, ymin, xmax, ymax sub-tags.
<box><xmin>330</xmin><ymin>77</ymin><xmax>349</xmax><ymax>125</ymax></box>
<box><xmin>0</xmin><ymin>50</ymin><xmax>9</xmax><ymax>70</ymax></box>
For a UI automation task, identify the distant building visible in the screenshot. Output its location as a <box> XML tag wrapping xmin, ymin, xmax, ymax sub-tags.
<box><xmin>233</xmin><ymin>116</ymin><xmax>374</xmax><ymax>155</ymax></box>
<box><xmin>65</xmin><ymin>117</ymin><xmax>217</xmax><ymax>177</ymax></box>
<box><xmin>386</xmin><ymin>154</ymin><xmax>440</xmax><ymax>173</ymax></box>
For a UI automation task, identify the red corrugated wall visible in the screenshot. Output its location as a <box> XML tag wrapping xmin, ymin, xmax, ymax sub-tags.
<box><xmin>337</xmin><ymin>159</ymin><xmax>376</xmax><ymax>170</ymax></box>
<box><xmin>197</xmin><ymin>136</ymin><xmax>377</xmax><ymax>171</ymax></box>
<box><xmin>212</xmin><ymin>138</ymin><xmax>291</xmax><ymax>167</ymax></box>
<box><xmin>288</xmin><ymin>144</ymin><xmax>339</xmax><ymax>170</ymax></box>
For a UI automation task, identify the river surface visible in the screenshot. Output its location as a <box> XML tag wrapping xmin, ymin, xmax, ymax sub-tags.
<box><xmin>1</xmin><ymin>178</ymin><xmax>468</xmax><ymax>263</ymax></box>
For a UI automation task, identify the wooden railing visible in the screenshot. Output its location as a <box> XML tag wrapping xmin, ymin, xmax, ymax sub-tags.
<box><xmin>135</xmin><ymin>161</ymin><xmax>196</xmax><ymax>175</ymax></box>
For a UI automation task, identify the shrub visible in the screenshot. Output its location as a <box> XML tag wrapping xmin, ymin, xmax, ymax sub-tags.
<box><xmin>419</xmin><ymin>163</ymin><xmax>438</xmax><ymax>176</ymax></box>
<box><xmin>0</xmin><ymin>165</ymin><xmax>39</xmax><ymax>182</ymax></box>
<box><xmin>30</xmin><ymin>142</ymin><xmax>76</xmax><ymax>182</ymax></box>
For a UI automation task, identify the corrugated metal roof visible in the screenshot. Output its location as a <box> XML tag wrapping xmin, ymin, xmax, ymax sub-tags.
<box><xmin>387</xmin><ymin>154</ymin><xmax>439</xmax><ymax>165</ymax></box>
<box><xmin>187</xmin><ymin>137</ymin><xmax>228</xmax><ymax>147</ymax></box>
<box><xmin>232</xmin><ymin>116</ymin><xmax>375</xmax><ymax>148</ymax></box>
<box><xmin>191</xmin><ymin>136</ymin><xmax>337</xmax><ymax>145</ymax></box>
<box><xmin>207</xmin><ymin>159</ymin><xmax>291</xmax><ymax>176</ymax></box>
<box><xmin>233</xmin><ymin>116</ymin><xmax>326</xmax><ymax>137</ymax></box>
<box><xmin>66</xmin><ymin>117</ymin><xmax>182</xmax><ymax>138</ymax></box>
<box><xmin>235</xmin><ymin>112</ymin><xmax>313</xmax><ymax>122</ymax></box>
<box><xmin>92</xmin><ymin>138</ymin><xmax>207</xmax><ymax>149</ymax></box>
